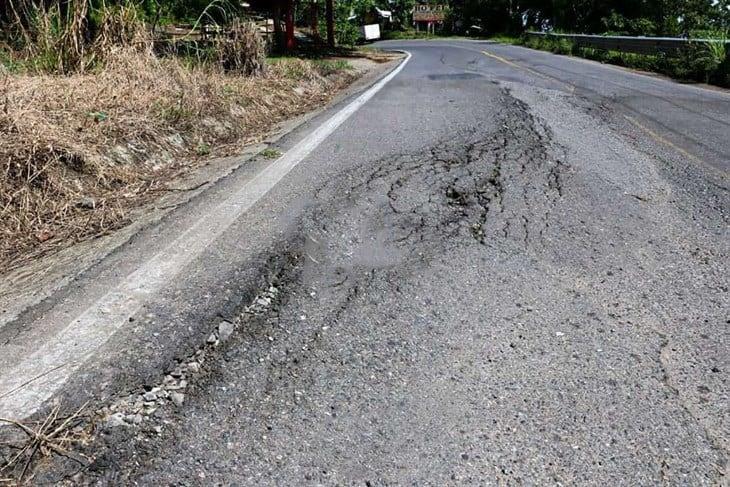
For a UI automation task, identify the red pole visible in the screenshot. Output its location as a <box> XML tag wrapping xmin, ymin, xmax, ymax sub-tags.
<box><xmin>285</xmin><ymin>0</ymin><xmax>296</xmax><ymax>50</ymax></box>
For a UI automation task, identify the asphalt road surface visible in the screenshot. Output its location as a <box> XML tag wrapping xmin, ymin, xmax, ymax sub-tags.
<box><xmin>15</xmin><ymin>41</ymin><xmax>730</xmax><ymax>485</ymax></box>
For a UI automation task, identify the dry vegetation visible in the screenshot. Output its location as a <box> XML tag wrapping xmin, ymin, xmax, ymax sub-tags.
<box><xmin>0</xmin><ymin>403</ymin><xmax>89</xmax><ymax>484</ymax></box>
<box><xmin>0</xmin><ymin>26</ymin><xmax>359</xmax><ymax>271</ymax></box>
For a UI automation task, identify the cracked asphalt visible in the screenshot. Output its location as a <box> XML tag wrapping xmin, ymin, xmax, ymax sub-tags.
<box><xmin>30</xmin><ymin>41</ymin><xmax>729</xmax><ymax>485</ymax></box>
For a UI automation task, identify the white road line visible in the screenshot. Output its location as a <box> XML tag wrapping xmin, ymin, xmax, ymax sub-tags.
<box><xmin>0</xmin><ymin>52</ymin><xmax>412</xmax><ymax>419</ymax></box>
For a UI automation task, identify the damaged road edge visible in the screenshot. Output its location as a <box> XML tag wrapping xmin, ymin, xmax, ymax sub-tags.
<box><xmin>1</xmin><ymin>246</ymin><xmax>302</xmax><ymax>484</ymax></box>
<box><xmin>0</xmin><ymin>51</ymin><xmax>412</xmax><ymax>423</ymax></box>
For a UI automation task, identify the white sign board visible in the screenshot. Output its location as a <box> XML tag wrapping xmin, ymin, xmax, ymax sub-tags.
<box><xmin>361</xmin><ymin>24</ymin><xmax>381</xmax><ymax>41</ymax></box>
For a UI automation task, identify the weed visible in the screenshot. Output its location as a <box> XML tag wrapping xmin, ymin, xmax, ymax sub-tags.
<box><xmin>2</xmin><ymin>0</ymin><xmax>151</xmax><ymax>74</ymax></box>
<box><xmin>489</xmin><ymin>35</ymin><xmax>522</xmax><ymax>45</ymax></box>
<box><xmin>221</xmin><ymin>84</ymin><xmax>235</xmax><ymax>96</ymax></box>
<box><xmin>195</xmin><ymin>141</ymin><xmax>211</xmax><ymax>156</ymax></box>
<box><xmin>553</xmin><ymin>38</ymin><xmax>574</xmax><ymax>55</ymax></box>
<box><xmin>215</xmin><ymin>19</ymin><xmax>266</xmax><ymax>76</ymax></box>
<box><xmin>88</xmin><ymin>111</ymin><xmax>108</xmax><ymax>122</ymax></box>
<box><xmin>160</xmin><ymin>103</ymin><xmax>197</xmax><ymax>124</ymax></box>
<box><xmin>260</xmin><ymin>148</ymin><xmax>282</xmax><ymax>159</ymax></box>
<box><xmin>690</xmin><ymin>31</ymin><xmax>728</xmax><ymax>83</ymax></box>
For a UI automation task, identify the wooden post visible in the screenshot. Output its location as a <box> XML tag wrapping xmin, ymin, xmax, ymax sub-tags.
<box><xmin>285</xmin><ymin>0</ymin><xmax>295</xmax><ymax>50</ymax></box>
<box><xmin>273</xmin><ymin>1</ymin><xmax>283</xmax><ymax>50</ymax></box>
<box><xmin>325</xmin><ymin>0</ymin><xmax>335</xmax><ymax>47</ymax></box>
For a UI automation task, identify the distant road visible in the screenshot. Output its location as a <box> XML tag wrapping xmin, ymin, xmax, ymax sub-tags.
<box><xmin>382</xmin><ymin>39</ymin><xmax>730</xmax><ymax>173</ymax></box>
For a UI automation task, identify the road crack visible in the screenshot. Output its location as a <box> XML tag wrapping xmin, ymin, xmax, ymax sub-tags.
<box><xmin>326</xmin><ymin>88</ymin><xmax>569</xmax><ymax>252</ymax></box>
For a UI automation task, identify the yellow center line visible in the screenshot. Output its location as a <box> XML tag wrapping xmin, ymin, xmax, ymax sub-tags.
<box><xmin>622</xmin><ymin>115</ymin><xmax>707</xmax><ymax>168</ymax></box>
<box><xmin>481</xmin><ymin>49</ymin><xmax>718</xmax><ymax>173</ymax></box>
<box><xmin>481</xmin><ymin>50</ymin><xmax>575</xmax><ymax>93</ymax></box>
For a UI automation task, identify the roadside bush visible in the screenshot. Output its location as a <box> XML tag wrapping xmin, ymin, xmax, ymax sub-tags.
<box><xmin>335</xmin><ymin>21</ymin><xmax>361</xmax><ymax>46</ymax></box>
<box><xmin>92</xmin><ymin>4</ymin><xmax>151</xmax><ymax>55</ymax></box>
<box><xmin>711</xmin><ymin>54</ymin><xmax>730</xmax><ymax>87</ymax></box>
<box><xmin>523</xmin><ymin>36</ymin><xmax>547</xmax><ymax>51</ymax></box>
<box><xmin>1</xmin><ymin>0</ymin><xmax>268</xmax><ymax>75</ymax></box>
<box><xmin>215</xmin><ymin>19</ymin><xmax>266</xmax><ymax>75</ymax></box>
<box><xmin>692</xmin><ymin>36</ymin><xmax>727</xmax><ymax>83</ymax></box>
<box><xmin>552</xmin><ymin>38</ymin><xmax>573</xmax><ymax>55</ymax></box>
<box><xmin>516</xmin><ymin>34</ymin><xmax>729</xmax><ymax>88</ymax></box>
<box><xmin>602</xmin><ymin>13</ymin><xmax>658</xmax><ymax>37</ymax></box>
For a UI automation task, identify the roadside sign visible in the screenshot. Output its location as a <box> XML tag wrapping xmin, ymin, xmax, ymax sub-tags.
<box><xmin>361</xmin><ymin>24</ymin><xmax>381</xmax><ymax>41</ymax></box>
<box><xmin>413</xmin><ymin>4</ymin><xmax>447</xmax><ymax>23</ymax></box>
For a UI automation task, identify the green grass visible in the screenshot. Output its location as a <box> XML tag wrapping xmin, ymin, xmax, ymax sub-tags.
<box><xmin>260</xmin><ymin>147</ymin><xmax>282</xmax><ymax>159</ymax></box>
<box><xmin>311</xmin><ymin>59</ymin><xmax>352</xmax><ymax>75</ymax></box>
<box><xmin>266</xmin><ymin>56</ymin><xmax>312</xmax><ymax>79</ymax></box>
<box><xmin>267</xmin><ymin>56</ymin><xmax>352</xmax><ymax>79</ymax></box>
<box><xmin>195</xmin><ymin>141</ymin><xmax>211</xmax><ymax>156</ymax></box>
<box><xmin>0</xmin><ymin>48</ymin><xmax>62</xmax><ymax>74</ymax></box>
<box><xmin>383</xmin><ymin>29</ymin><xmax>438</xmax><ymax>40</ymax></box>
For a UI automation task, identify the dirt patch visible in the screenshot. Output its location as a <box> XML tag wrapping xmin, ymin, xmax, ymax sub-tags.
<box><xmin>0</xmin><ymin>50</ymin><xmax>372</xmax><ymax>272</ymax></box>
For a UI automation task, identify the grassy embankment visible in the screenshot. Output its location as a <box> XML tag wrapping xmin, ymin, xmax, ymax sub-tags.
<box><xmin>0</xmin><ymin>4</ymin><xmax>359</xmax><ymax>271</ymax></box>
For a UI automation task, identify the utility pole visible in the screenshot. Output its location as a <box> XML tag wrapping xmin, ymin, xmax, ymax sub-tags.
<box><xmin>326</xmin><ymin>0</ymin><xmax>335</xmax><ymax>47</ymax></box>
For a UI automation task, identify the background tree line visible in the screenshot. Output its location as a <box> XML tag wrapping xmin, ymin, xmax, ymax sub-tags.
<box><xmin>1</xmin><ymin>0</ymin><xmax>727</xmax><ymax>70</ymax></box>
<box><xmin>327</xmin><ymin>0</ymin><xmax>729</xmax><ymax>37</ymax></box>
<box><xmin>2</xmin><ymin>1</ymin><xmax>727</xmax><ymax>45</ymax></box>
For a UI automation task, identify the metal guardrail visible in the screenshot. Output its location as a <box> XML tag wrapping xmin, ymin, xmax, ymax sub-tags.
<box><xmin>526</xmin><ymin>32</ymin><xmax>729</xmax><ymax>57</ymax></box>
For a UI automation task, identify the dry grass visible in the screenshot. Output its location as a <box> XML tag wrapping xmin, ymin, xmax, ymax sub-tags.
<box><xmin>3</xmin><ymin>0</ymin><xmax>152</xmax><ymax>74</ymax></box>
<box><xmin>0</xmin><ymin>403</ymin><xmax>90</xmax><ymax>484</ymax></box>
<box><xmin>0</xmin><ymin>49</ymin><xmax>357</xmax><ymax>271</ymax></box>
<box><xmin>215</xmin><ymin>19</ymin><xmax>267</xmax><ymax>75</ymax></box>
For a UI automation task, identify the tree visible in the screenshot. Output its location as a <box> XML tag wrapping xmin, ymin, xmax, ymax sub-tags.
<box><xmin>326</xmin><ymin>0</ymin><xmax>334</xmax><ymax>46</ymax></box>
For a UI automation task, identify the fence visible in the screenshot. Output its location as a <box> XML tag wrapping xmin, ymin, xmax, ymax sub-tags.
<box><xmin>526</xmin><ymin>32</ymin><xmax>729</xmax><ymax>57</ymax></box>
<box><xmin>157</xmin><ymin>17</ymin><xmax>274</xmax><ymax>44</ymax></box>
